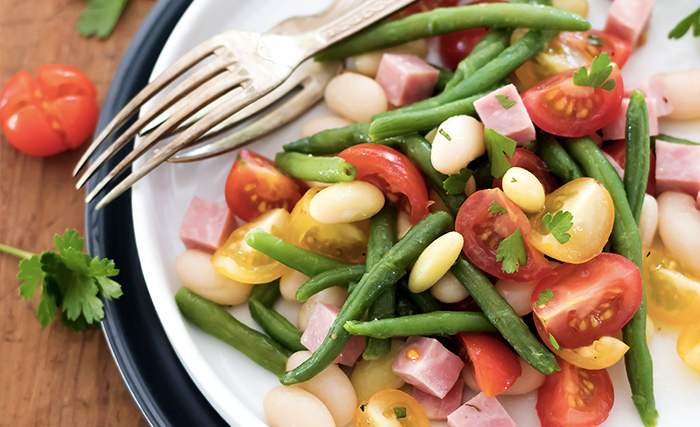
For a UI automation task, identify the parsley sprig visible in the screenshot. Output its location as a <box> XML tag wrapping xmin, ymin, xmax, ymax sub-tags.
<box><xmin>668</xmin><ymin>6</ymin><xmax>700</xmax><ymax>39</ymax></box>
<box><xmin>484</xmin><ymin>128</ymin><xmax>516</xmax><ymax>179</ymax></box>
<box><xmin>573</xmin><ymin>53</ymin><xmax>616</xmax><ymax>91</ymax></box>
<box><xmin>542</xmin><ymin>210</ymin><xmax>574</xmax><ymax>244</ymax></box>
<box><xmin>536</xmin><ymin>289</ymin><xmax>554</xmax><ymax>306</ymax></box>
<box><xmin>443</xmin><ymin>167</ymin><xmax>474</xmax><ymax>195</ymax></box>
<box><xmin>488</xmin><ymin>201</ymin><xmax>508</xmax><ymax>215</ymax></box>
<box><xmin>77</xmin><ymin>0</ymin><xmax>132</xmax><ymax>38</ymax></box>
<box><xmin>0</xmin><ymin>230</ymin><xmax>122</xmax><ymax>331</ymax></box>
<box><xmin>495</xmin><ymin>94</ymin><xmax>517</xmax><ymax>110</ymax></box>
<box><xmin>496</xmin><ymin>228</ymin><xmax>527</xmax><ymax>274</ymax></box>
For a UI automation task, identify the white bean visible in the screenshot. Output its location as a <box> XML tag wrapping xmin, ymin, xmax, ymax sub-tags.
<box><xmin>424</xmin><ymin>127</ymin><xmax>439</xmax><ymax>143</ymax></box>
<box><xmin>462</xmin><ymin>356</ymin><xmax>545</xmax><ymax>395</ymax></box>
<box><xmin>353</xmin><ymin>40</ymin><xmax>429</xmax><ymax>77</ymax></box>
<box><xmin>263</xmin><ymin>386</ymin><xmax>335</xmax><ymax>427</ymax></box>
<box><xmin>657</xmin><ymin>191</ymin><xmax>700</xmax><ymax>276</ymax></box>
<box><xmin>431</xmin><ymin>115</ymin><xmax>485</xmax><ymax>175</ymax></box>
<box><xmin>297</xmin><ymin>286</ymin><xmax>348</xmax><ymax>331</ymax></box>
<box><xmin>657</xmin><ymin>70</ymin><xmax>700</xmax><ymax>120</ymax></box>
<box><xmin>430</xmin><ymin>271</ymin><xmax>469</xmax><ymax>303</ymax></box>
<box><xmin>324</xmin><ymin>73</ymin><xmax>387</xmax><ymax>123</ymax></box>
<box><xmin>300</xmin><ymin>116</ymin><xmax>353</xmax><ymax>138</ymax></box>
<box><xmin>639</xmin><ymin>194</ymin><xmax>659</xmax><ymax>247</ymax></box>
<box><xmin>286</xmin><ymin>351</ymin><xmax>357</xmax><ymax>426</ymax></box>
<box><xmin>502</xmin><ymin>167</ymin><xmax>545</xmax><ymax>214</ymax></box>
<box><xmin>495</xmin><ymin>278</ymin><xmax>537</xmax><ymax>317</ymax></box>
<box><xmin>309</xmin><ymin>181</ymin><xmax>385</xmax><ymax>224</ymax></box>
<box><xmin>397</xmin><ymin>211</ymin><xmax>412</xmax><ymax>240</ymax></box>
<box><xmin>280</xmin><ymin>270</ymin><xmax>309</xmax><ymax>302</ymax></box>
<box><xmin>175</xmin><ymin>249</ymin><xmax>253</xmax><ymax>305</ymax></box>
<box><xmin>409</xmin><ymin>232</ymin><xmax>464</xmax><ymax>293</ymax></box>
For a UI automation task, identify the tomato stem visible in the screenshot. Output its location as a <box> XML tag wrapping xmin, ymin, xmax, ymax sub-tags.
<box><xmin>0</xmin><ymin>243</ymin><xmax>35</xmax><ymax>260</ymax></box>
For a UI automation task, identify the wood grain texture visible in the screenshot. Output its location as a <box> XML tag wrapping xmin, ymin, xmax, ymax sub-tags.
<box><xmin>1</xmin><ymin>1</ymin><xmax>155</xmax><ymax>426</ymax></box>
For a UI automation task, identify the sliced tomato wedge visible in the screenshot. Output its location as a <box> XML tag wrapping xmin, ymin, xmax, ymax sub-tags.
<box><xmin>536</xmin><ymin>357</ymin><xmax>614</xmax><ymax>427</ymax></box>
<box><xmin>457</xmin><ymin>333</ymin><xmax>522</xmax><ymax>397</ymax></box>
<box><xmin>493</xmin><ymin>148</ymin><xmax>559</xmax><ymax>194</ymax></box>
<box><xmin>602</xmin><ymin>139</ymin><xmax>657</xmax><ymax>196</ymax></box>
<box><xmin>455</xmin><ymin>189</ymin><xmax>553</xmax><ymax>282</ymax></box>
<box><xmin>531</xmin><ymin>253</ymin><xmax>643</xmax><ymax>349</ymax></box>
<box><xmin>224</xmin><ymin>150</ymin><xmax>304</xmax><ymax>222</ymax></box>
<box><xmin>521</xmin><ymin>65</ymin><xmax>624</xmax><ymax>138</ymax></box>
<box><xmin>338</xmin><ymin>144</ymin><xmax>429</xmax><ymax>224</ymax></box>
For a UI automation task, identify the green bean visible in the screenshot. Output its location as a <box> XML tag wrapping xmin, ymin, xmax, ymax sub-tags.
<box><xmin>562</xmin><ymin>137</ymin><xmax>657</xmax><ymax>427</ymax></box>
<box><xmin>249</xmin><ymin>297</ymin><xmax>306</xmax><ymax>352</ymax></box>
<box><xmin>175</xmin><ymin>287</ymin><xmax>288</xmax><ymax>376</ymax></box>
<box><xmin>344</xmin><ymin>311</ymin><xmax>497</xmax><ymax>339</ymax></box>
<box><xmin>451</xmin><ymin>256</ymin><xmax>559</xmax><ymax>375</ymax></box>
<box><xmin>280</xmin><ymin>211</ymin><xmax>453</xmax><ymax>385</ymax></box>
<box><xmin>282</xmin><ymin>123</ymin><xmax>372</xmax><ymax>155</ymax></box>
<box><xmin>471</xmin><ymin>154</ymin><xmax>493</xmax><ymax>191</ymax></box>
<box><xmin>248</xmin><ymin>280</ymin><xmax>281</xmax><ymax>309</ymax></box>
<box><xmin>444</xmin><ymin>29</ymin><xmax>512</xmax><ymax>92</ymax></box>
<box><xmin>274</xmin><ymin>152</ymin><xmax>357</xmax><ymax>183</ymax></box>
<box><xmin>535</xmin><ymin>132</ymin><xmax>584</xmax><ymax>183</ymax></box>
<box><xmin>624</xmin><ymin>91</ymin><xmax>651</xmax><ymax>223</ymax></box>
<box><xmin>654</xmin><ymin>133</ymin><xmax>700</xmax><ymax>146</ymax></box>
<box><xmin>295</xmin><ymin>264</ymin><xmax>366</xmax><ymax>302</ymax></box>
<box><xmin>395</xmin><ymin>294</ymin><xmax>418</xmax><ymax>317</ymax></box>
<box><xmin>246</xmin><ymin>228</ymin><xmax>347</xmax><ymax>277</ymax></box>
<box><xmin>512</xmin><ymin>0</ymin><xmax>552</xmax><ymax>5</ymax></box>
<box><xmin>399</xmin><ymin>280</ymin><xmax>442</xmax><ymax>313</ymax></box>
<box><xmin>430</xmin><ymin>64</ymin><xmax>454</xmax><ymax>93</ymax></box>
<box><xmin>315</xmin><ymin>4</ymin><xmax>588</xmax><ymax>61</ymax></box>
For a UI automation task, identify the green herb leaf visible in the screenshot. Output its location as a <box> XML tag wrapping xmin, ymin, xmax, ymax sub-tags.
<box><xmin>484</xmin><ymin>128</ymin><xmax>516</xmax><ymax>179</ymax></box>
<box><xmin>439</xmin><ymin>128</ymin><xmax>452</xmax><ymax>141</ymax></box>
<box><xmin>668</xmin><ymin>6</ymin><xmax>700</xmax><ymax>39</ymax></box>
<box><xmin>18</xmin><ymin>255</ymin><xmax>44</xmax><ymax>299</ymax></box>
<box><xmin>495</xmin><ymin>94</ymin><xmax>517</xmax><ymax>110</ymax></box>
<box><xmin>573</xmin><ymin>53</ymin><xmax>616</xmax><ymax>91</ymax></box>
<box><xmin>536</xmin><ymin>289</ymin><xmax>554</xmax><ymax>306</ymax></box>
<box><xmin>587</xmin><ymin>35</ymin><xmax>605</xmax><ymax>46</ymax></box>
<box><xmin>496</xmin><ymin>228</ymin><xmax>527</xmax><ymax>274</ymax></box>
<box><xmin>488</xmin><ymin>201</ymin><xmax>508</xmax><ymax>215</ymax></box>
<box><xmin>549</xmin><ymin>334</ymin><xmax>561</xmax><ymax>350</ymax></box>
<box><xmin>542</xmin><ymin>211</ymin><xmax>574</xmax><ymax>244</ymax></box>
<box><xmin>443</xmin><ymin>167</ymin><xmax>474</xmax><ymax>195</ymax></box>
<box><xmin>76</xmin><ymin>0</ymin><xmax>132</xmax><ymax>39</ymax></box>
<box><xmin>394</xmin><ymin>407</ymin><xmax>407</xmax><ymax>419</ymax></box>
<box><xmin>465</xmin><ymin>404</ymin><xmax>482</xmax><ymax>412</ymax></box>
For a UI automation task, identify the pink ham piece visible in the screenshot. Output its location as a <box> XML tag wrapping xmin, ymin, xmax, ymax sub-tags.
<box><xmin>447</xmin><ymin>392</ymin><xmax>516</xmax><ymax>427</ymax></box>
<box><xmin>392</xmin><ymin>336</ymin><xmax>464</xmax><ymax>399</ymax></box>
<box><xmin>603</xmin><ymin>151</ymin><xmax>625</xmax><ymax>179</ymax></box>
<box><xmin>604</xmin><ymin>0</ymin><xmax>655</xmax><ymax>47</ymax></box>
<box><xmin>473</xmin><ymin>84</ymin><xmax>535</xmax><ymax>146</ymax></box>
<box><xmin>601</xmin><ymin>97</ymin><xmax>659</xmax><ymax>141</ymax></box>
<box><xmin>655</xmin><ymin>139</ymin><xmax>700</xmax><ymax>197</ymax></box>
<box><xmin>697</xmin><ymin>191</ymin><xmax>700</xmax><ymax>211</ymax></box>
<box><xmin>300</xmin><ymin>303</ymin><xmax>365</xmax><ymax>366</ymax></box>
<box><xmin>413</xmin><ymin>379</ymin><xmax>464</xmax><ymax>420</ymax></box>
<box><xmin>179</xmin><ymin>196</ymin><xmax>238</xmax><ymax>253</ymax></box>
<box><xmin>627</xmin><ymin>77</ymin><xmax>673</xmax><ymax>117</ymax></box>
<box><xmin>375</xmin><ymin>53</ymin><xmax>440</xmax><ymax>107</ymax></box>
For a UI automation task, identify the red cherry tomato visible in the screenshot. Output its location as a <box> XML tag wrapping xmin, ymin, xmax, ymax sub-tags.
<box><xmin>531</xmin><ymin>253</ymin><xmax>643</xmax><ymax>349</ymax></box>
<box><xmin>391</xmin><ymin>0</ymin><xmax>459</xmax><ymax>20</ymax></box>
<box><xmin>521</xmin><ymin>65</ymin><xmax>624</xmax><ymax>138</ymax></box>
<box><xmin>457</xmin><ymin>333</ymin><xmax>522</xmax><ymax>397</ymax></box>
<box><xmin>602</xmin><ymin>139</ymin><xmax>656</xmax><ymax>196</ymax></box>
<box><xmin>536</xmin><ymin>357</ymin><xmax>614</xmax><ymax>427</ymax></box>
<box><xmin>493</xmin><ymin>148</ymin><xmax>559</xmax><ymax>193</ymax></box>
<box><xmin>338</xmin><ymin>144</ymin><xmax>429</xmax><ymax>224</ymax></box>
<box><xmin>0</xmin><ymin>64</ymin><xmax>99</xmax><ymax>156</ymax></box>
<box><xmin>455</xmin><ymin>189</ymin><xmax>553</xmax><ymax>282</ymax></box>
<box><xmin>224</xmin><ymin>150</ymin><xmax>304</xmax><ymax>222</ymax></box>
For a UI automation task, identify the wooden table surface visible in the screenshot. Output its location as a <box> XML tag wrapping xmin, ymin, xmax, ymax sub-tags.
<box><xmin>1</xmin><ymin>1</ymin><xmax>156</xmax><ymax>425</ymax></box>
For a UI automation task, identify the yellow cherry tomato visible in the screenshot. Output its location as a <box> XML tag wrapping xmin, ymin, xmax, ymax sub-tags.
<box><xmin>351</xmin><ymin>340</ymin><xmax>406</xmax><ymax>403</ymax></box>
<box><xmin>528</xmin><ymin>178</ymin><xmax>614</xmax><ymax>264</ymax></box>
<box><xmin>354</xmin><ymin>389</ymin><xmax>430</xmax><ymax>427</ymax></box>
<box><xmin>642</xmin><ymin>247</ymin><xmax>700</xmax><ymax>325</ymax></box>
<box><xmin>286</xmin><ymin>187</ymin><xmax>369</xmax><ymax>263</ymax></box>
<box><xmin>677</xmin><ymin>322</ymin><xmax>700</xmax><ymax>375</ymax></box>
<box><xmin>211</xmin><ymin>208</ymin><xmax>290</xmax><ymax>284</ymax></box>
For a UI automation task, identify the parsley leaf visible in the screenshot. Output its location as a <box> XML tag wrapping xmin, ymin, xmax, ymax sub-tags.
<box><xmin>465</xmin><ymin>404</ymin><xmax>482</xmax><ymax>412</ymax></box>
<box><xmin>668</xmin><ymin>6</ymin><xmax>700</xmax><ymax>39</ymax></box>
<box><xmin>496</xmin><ymin>228</ymin><xmax>527</xmax><ymax>274</ymax></box>
<box><xmin>587</xmin><ymin>35</ymin><xmax>605</xmax><ymax>47</ymax></box>
<box><xmin>536</xmin><ymin>289</ymin><xmax>554</xmax><ymax>306</ymax></box>
<box><xmin>443</xmin><ymin>167</ymin><xmax>474</xmax><ymax>195</ymax></box>
<box><xmin>488</xmin><ymin>201</ymin><xmax>507</xmax><ymax>215</ymax></box>
<box><xmin>439</xmin><ymin>129</ymin><xmax>452</xmax><ymax>141</ymax></box>
<box><xmin>484</xmin><ymin>128</ymin><xmax>516</xmax><ymax>179</ymax></box>
<box><xmin>549</xmin><ymin>334</ymin><xmax>562</xmax><ymax>350</ymax></box>
<box><xmin>573</xmin><ymin>53</ymin><xmax>616</xmax><ymax>91</ymax></box>
<box><xmin>542</xmin><ymin>211</ymin><xmax>574</xmax><ymax>244</ymax></box>
<box><xmin>495</xmin><ymin>94</ymin><xmax>517</xmax><ymax>110</ymax></box>
<box><xmin>76</xmin><ymin>0</ymin><xmax>132</xmax><ymax>39</ymax></box>
<box><xmin>394</xmin><ymin>407</ymin><xmax>407</xmax><ymax>419</ymax></box>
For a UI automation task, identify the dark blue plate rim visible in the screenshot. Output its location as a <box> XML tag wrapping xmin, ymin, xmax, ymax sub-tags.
<box><xmin>84</xmin><ymin>0</ymin><xmax>228</xmax><ymax>425</ymax></box>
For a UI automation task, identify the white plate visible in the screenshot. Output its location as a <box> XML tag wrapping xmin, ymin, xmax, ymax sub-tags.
<box><xmin>131</xmin><ymin>1</ymin><xmax>700</xmax><ymax>426</ymax></box>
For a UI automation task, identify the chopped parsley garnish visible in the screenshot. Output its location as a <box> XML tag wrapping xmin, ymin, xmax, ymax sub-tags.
<box><xmin>77</xmin><ymin>0</ymin><xmax>132</xmax><ymax>38</ymax></box>
<box><xmin>484</xmin><ymin>128</ymin><xmax>516</xmax><ymax>179</ymax></box>
<box><xmin>495</xmin><ymin>94</ymin><xmax>517</xmax><ymax>110</ymax></box>
<box><xmin>668</xmin><ymin>6</ymin><xmax>700</xmax><ymax>39</ymax></box>
<box><xmin>536</xmin><ymin>289</ymin><xmax>554</xmax><ymax>306</ymax></box>
<box><xmin>394</xmin><ymin>407</ymin><xmax>407</xmax><ymax>419</ymax></box>
<box><xmin>549</xmin><ymin>334</ymin><xmax>562</xmax><ymax>350</ymax></box>
<box><xmin>573</xmin><ymin>53</ymin><xmax>616</xmax><ymax>91</ymax></box>
<box><xmin>439</xmin><ymin>128</ymin><xmax>452</xmax><ymax>141</ymax></box>
<box><xmin>542</xmin><ymin>211</ymin><xmax>574</xmax><ymax>244</ymax></box>
<box><xmin>587</xmin><ymin>35</ymin><xmax>605</xmax><ymax>47</ymax></box>
<box><xmin>443</xmin><ymin>167</ymin><xmax>474</xmax><ymax>195</ymax></box>
<box><xmin>488</xmin><ymin>201</ymin><xmax>508</xmax><ymax>215</ymax></box>
<box><xmin>465</xmin><ymin>404</ymin><xmax>482</xmax><ymax>412</ymax></box>
<box><xmin>496</xmin><ymin>228</ymin><xmax>527</xmax><ymax>274</ymax></box>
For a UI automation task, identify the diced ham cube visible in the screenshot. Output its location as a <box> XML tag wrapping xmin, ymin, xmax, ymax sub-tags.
<box><xmin>447</xmin><ymin>392</ymin><xmax>516</xmax><ymax>427</ymax></box>
<box><xmin>601</xmin><ymin>97</ymin><xmax>658</xmax><ymax>141</ymax></box>
<box><xmin>627</xmin><ymin>76</ymin><xmax>673</xmax><ymax>117</ymax></box>
<box><xmin>655</xmin><ymin>139</ymin><xmax>700</xmax><ymax>197</ymax></box>
<box><xmin>413</xmin><ymin>379</ymin><xmax>464</xmax><ymax>420</ymax></box>
<box><xmin>603</xmin><ymin>151</ymin><xmax>625</xmax><ymax>179</ymax></box>
<box><xmin>604</xmin><ymin>0</ymin><xmax>655</xmax><ymax>47</ymax></box>
<box><xmin>392</xmin><ymin>336</ymin><xmax>464</xmax><ymax>399</ymax></box>
<box><xmin>300</xmin><ymin>303</ymin><xmax>365</xmax><ymax>366</ymax></box>
<box><xmin>696</xmin><ymin>191</ymin><xmax>700</xmax><ymax>211</ymax></box>
<box><xmin>179</xmin><ymin>196</ymin><xmax>237</xmax><ymax>253</ymax></box>
<box><xmin>589</xmin><ymin>132</ymin><xmax>603</xmax><ymax>147</ymax></box>
<box><xmin>473</xmin><ymin>84</ymin><xmax>535</xmax><ymax>146</ymax></box>
<box><xmin>375</xmin><ymin>54</ymin><xmax>440</xmax><ymax>107</ymax></box>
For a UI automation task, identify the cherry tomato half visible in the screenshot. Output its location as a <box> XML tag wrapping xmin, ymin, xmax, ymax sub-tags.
<box><xmin>390</xmin><ymin>0</ymin><xmax>458</xmax><ymax>20</ymax></box>
<box><xmin>457</xmin><ymin>333</ymin><xmax>522</xmax><ymax>397</ymax></box>
<box><xmin>521</xmin><ymin>65</ymin><xmax>624</xmax><ymax>138</ymax></box>
<box><xmin>338</xmin><ymin>144</ymin><xmax>429</xmax><ymax>224</ymax></box>
<box><xmin>455</xmin><ymin>189</ymin><xmax>553</xmax><ymax>282</ymax></box>
<box><xmin>536</xmin><ymin>357</ymin><xmax>614</xmax><ymax>427</ymax></box>
<box><xmin>602</xmin><ymin>139</ymin><xmax>656</xmax><ymax>195</ymax></box>
<box><xmin>353</xmin><ymin>389</ymin><xmax>430</xmax><ymax>427</ymax></box>
<box><xmin>492</xmin><ymin>148</ymin><xmax>559</xmax><ymax>194</ymax></box>
<box><xmin>531</xmin><ymin>253</ymin><xmax>643</xmax><ymax>349</ymax></box>
<box><xmin>0</xmin><ymin>64</ymin><xmax>98</xmax><ymax>156</ymax></box>
<box><xmin>224</xmin><ymin>150</ymin><xmax>304</xmax><ymax>222</ymax></box>
<box><xmin>677</xmin><ymin>322</ymin><xmax>700</xmax><ymax>375</ymax></box>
